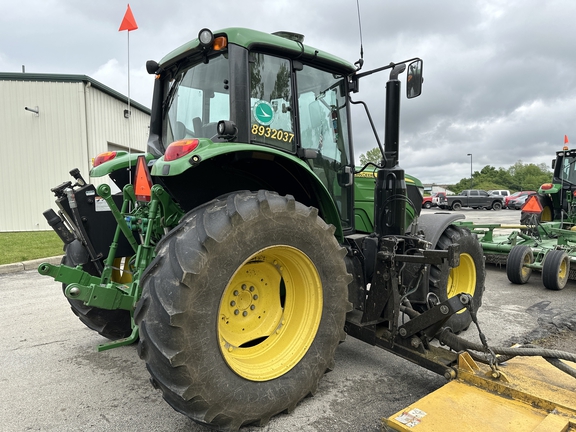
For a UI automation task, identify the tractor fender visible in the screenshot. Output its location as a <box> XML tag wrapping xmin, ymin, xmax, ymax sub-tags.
<box><xmin>151</xmin><ymin>143</ymin><xmax>346</xmax><ymax>241</ymax></box>
<box><xmin>416</xmin><ymin>212</ymin><xmax>465</xmax><ymax>249</ymax></box>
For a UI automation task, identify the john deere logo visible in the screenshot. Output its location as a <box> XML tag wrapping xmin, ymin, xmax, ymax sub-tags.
<box><xmin>253</xmin><ymin>100</ymin><xmax>274</xmax><ymax>126</ymax></box>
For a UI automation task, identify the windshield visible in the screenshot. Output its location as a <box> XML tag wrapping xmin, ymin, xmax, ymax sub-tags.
<box><xmin>557</xmin><ymin>155</ymin><xmax>576</xmax><ymax>185</ymax></box>
<box><xmin>163</xmin><ymin>54</ymin><xmax>230</xmax><ymax>145</ymax></box>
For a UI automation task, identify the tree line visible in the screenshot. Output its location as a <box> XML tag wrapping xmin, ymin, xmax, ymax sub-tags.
<box><xmin>358</xmin><ymin>148</ymin><xmax>552</xmax><ymax>194</ymax></box>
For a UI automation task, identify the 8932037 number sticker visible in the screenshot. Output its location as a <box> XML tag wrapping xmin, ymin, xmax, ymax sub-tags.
<box><xmin>251</xmin><ymin>124</ymin><xmax>294</xmax><ymax>143</ymax></box>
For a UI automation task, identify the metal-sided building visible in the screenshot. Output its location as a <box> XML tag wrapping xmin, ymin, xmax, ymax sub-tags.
<box><xmin>0</xmin><ymin>73</ymin><xmax>151</xmax><ymax>232</ymax></box>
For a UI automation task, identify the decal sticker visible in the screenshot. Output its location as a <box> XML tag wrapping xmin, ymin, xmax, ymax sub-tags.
<box><xmin>251</xmin><ymin>124</ymin><xmax>294</xmax><ymax>143</ymax></box>
<box><xmin>95</xmin><ymin>197</ymin><xmax>111</xmax><ymax>212</ymax></box>
<box><xmin>253</xmin><ymin>100</ymin><xmax>274</xmax><ymax>126</ymax></box>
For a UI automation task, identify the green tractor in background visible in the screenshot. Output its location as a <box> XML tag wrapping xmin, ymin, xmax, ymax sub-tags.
<box><xmin>460</xmin><ymin>142</ymin><xmax>576</xmax><ymax>290</ymax></box>
<box><xmin>521</xmin><ymin>143</ymin><xmax>576</xmax><ymax>225</ymax></box>
<box><xmin>39</xmin><ymin>27</ymin><xmax>486</xmax><ymax>430</ymax></box>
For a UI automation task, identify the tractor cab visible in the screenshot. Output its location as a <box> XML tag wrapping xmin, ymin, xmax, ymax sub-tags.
<box><xmin>144</xmin><ymin>28</ymin><xmax>357</xmax><ymax>234</ymax></box>
<box><xmin>144</xmin><ymin>28</ymin><xmax>421</xmax><ymax>237</ymax></box>
<box><xmin>540</xmin><ymin>148</ymin><xmax>576</xmax><ymax>220</ymax></box>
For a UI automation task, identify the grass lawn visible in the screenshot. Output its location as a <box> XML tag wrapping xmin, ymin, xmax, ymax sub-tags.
<box><xmin>0</xmin><ymin>231</ymin><xmax>64</xmax><ymax>265</ymax></box>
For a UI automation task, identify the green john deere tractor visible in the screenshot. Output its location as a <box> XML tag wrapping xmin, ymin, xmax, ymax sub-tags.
<box><xmin>459</xmin><ymin>145</ymin><xmax>576</xmax><ymax>290</ymax></box>
<box><xmin>39</xmin><ymin>27</ymin><xmax>491</xmax><ymax>430</ymax></box>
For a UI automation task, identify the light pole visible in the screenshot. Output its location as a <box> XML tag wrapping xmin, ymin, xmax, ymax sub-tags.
<box><xmin>467</xmin><ymin>153</ymin><xmax>473</xmax><ymax>189</ymax></box>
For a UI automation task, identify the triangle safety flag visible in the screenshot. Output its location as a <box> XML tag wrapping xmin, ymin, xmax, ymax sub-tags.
<box><xmin>119</xmin><ymin>4</ymin><xmax>138</xmax><ymax>32</ymax></box>
<box><xmin>565</xmin><ymin>135</ymin><xmax>570</xmax><ymax>145</ymax></box>
<box><xmin>134</xmin><ymin>155</ymin><xmax>152</xmax><ymax>202</ymax></box>
<box><xmin>522</xmin><ymin>195</ymin><xmax>543</xmax><ymax>214</ymax></box>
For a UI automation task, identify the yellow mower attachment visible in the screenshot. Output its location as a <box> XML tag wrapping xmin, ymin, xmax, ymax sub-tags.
<box><xmin>384</xmin><ymin>352</ymin><xmax>576</xmax><ymax>431</ymax></box>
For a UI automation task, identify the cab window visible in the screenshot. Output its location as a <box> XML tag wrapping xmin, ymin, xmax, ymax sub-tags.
<box><xmin>249</xmin><ymin>54</ymin><xmax>295</xmax><ymax>151</ymax></box>
<box><xmin>163</xmin><ymin>54</ymin><xmax>230</xmax><ymax>144</ymax></box>
<box><xmin>297</xmin><ymin>65</ymin><xmax>352</xmax><ymax>229</ymax></box>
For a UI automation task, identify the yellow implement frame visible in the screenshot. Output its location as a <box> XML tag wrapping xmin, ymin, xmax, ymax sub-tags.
<box><xmin>384</xmin><ymin>352</ymin><xmax>576</xmax><ymax>431</ymax></box>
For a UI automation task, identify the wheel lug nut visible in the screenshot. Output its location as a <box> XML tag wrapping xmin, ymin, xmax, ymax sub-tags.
<box><xmin>250</xmin><ymin>305</ymin><xmax>255</xmax><ymax>310</ymax></box>
<box><xmin>234</xmin><ymin>309</ymin><xmax>239</xmax><ymax>315</ymax></box>
<box><xmin>230</xmin><ymin>301</ymin><xmax>236</xmax><ymax>306</ymax></box>
<box><xmin>243</xmin><ymin>311</ymin><xmax>248</xmax><ymax>317</ymax></box>
<box><xmin>234</xmin><ymin>290</ymin><xmax>239</xmax><ymax>296</ymax></box>
<box><xmin>249</xmin><ymin>286</ymin><xmax>254</xmax><ymax>292</ymax></box>
<box><xmin>253</xmin><ymin>295</ymin><xmax>258</xmax><ymax>300</ymax></box>
<box><xmin>242</xmin><ymin>284</ymin><xmax>247</xmax><ymax>290</ymax></box>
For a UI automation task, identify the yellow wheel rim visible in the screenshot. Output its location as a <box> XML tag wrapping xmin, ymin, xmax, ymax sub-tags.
<box><xmin>521</xmin><ymin>251</ymin><xmax>533</xmax><ymax>280</ymax></box>
<box><xmin>111</xmin><ymin>256</ymin><xmax>133</xmax><ymax>283</ymax></box>
<box><xmin>218</xmin><ymin>246</ymin><xmax>322</xmax><ymax>381</ymax></box>
<box><xmin>558</xmin><ymin>257</ymin><xmax>568</xmax><ymax>280</ymax></box>
<box><xmin>541</xmin><ymin>206</ymin><xmax>553</xmax><ymax>222</ymax></box>
<box><xmin>447</xmin><ymin>253</ymin><xmax>476</xmax><ymax>314</ymax></box>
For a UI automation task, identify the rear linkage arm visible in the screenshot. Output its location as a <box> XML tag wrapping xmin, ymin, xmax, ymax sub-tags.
<box><xmin>346</xmin><ymin>235</ymin><xmax>467</xmax><ymax>378</ymax></box>
<box><xmin>39</xmin><ymin>182</ymin><xmax>183</xmax><ymax>351</ymax></box>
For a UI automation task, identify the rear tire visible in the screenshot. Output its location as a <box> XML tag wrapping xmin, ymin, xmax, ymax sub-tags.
<box><xmin>492</xmin><ymin>201</ymin><xmax>502</xmax><ymax>211</ymax></box>
<box><xmin>451</xmin><ymin>202</ymin><xmax>462</xmax><ymax>211</ymax></box>
<box><xmin>135</xmin><ymin>191</ymin><xmax>350</xmax><ymax>430</ymax></box>
<box><xmin>428</xmin><ymin>226</ymin><xmax>485</xmax><ymax>333</ymax></box>
<box><xmin>506</xmin><ymin>245</ymin><xmax>533</xmax><ymax>284</ymax></box>
<box><xmin>542</xmin><ymin>250</ymin><xmax>570</xmax><ymax>290</ymax></box>
<box><xmin>62</xmin><ymin>248</ymin><xmax>132</xmax><ymax>340</ymax></box>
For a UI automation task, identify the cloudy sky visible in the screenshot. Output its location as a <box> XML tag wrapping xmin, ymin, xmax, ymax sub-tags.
<box><xmin>2</xmin><ymin>0</ymin><xmax>575</xmax><ymax>184</ymax></box>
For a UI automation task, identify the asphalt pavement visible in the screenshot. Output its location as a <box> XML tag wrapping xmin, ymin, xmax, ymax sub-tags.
<box><xmin>1</xmin><ymin>208</ymin><xmax>575</xmax><ymax>431</ymax></box>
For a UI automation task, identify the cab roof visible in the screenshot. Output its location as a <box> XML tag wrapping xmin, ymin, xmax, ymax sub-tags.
<box><xmin>159</xmin><ymin>27</ymin><xmax>357</xmax><ymax>76</ymax></box>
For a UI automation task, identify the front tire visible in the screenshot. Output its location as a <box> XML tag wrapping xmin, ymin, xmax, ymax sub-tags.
<box><xmin>506</xmin><ymin>245</ymin><xmax>533</xmax><ymax>284</ymax></box>
<box><xmin>135</xmin><ymin>191</ymin><xmax>350</xmax><ymax>430</ymax></box>
<box><xmin>542</xmin><ymin>250</ymin><xmax>570</xmax><ymax>290</ymax></box>
<box><xmin>428</xmin><ymin>225</ymin><xmax>485</xmax><ymax>333</ymax></box>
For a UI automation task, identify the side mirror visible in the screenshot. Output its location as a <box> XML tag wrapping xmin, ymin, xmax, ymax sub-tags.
<box><xmin>406</xmin><ymin>60</ymin><xmax>423</xmax><ymax>98</ymax></box>
<box><xmin>146</xmin><ymin>60</ymin><xmax>160</xmax><ymax>75</ymax></box>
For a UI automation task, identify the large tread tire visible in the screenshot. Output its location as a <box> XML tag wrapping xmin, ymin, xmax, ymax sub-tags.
<box><xmin>428</xmin><ymin>225</ymin><xmax>485</xmax><ymax>333</ymax></box>
<box><xmin>62</xmin><ymin>250</ymin><xmax>132</xmax><ymax>340</ymax></box>
<box><xmin>542</xmin><ymin>250</ymin><xmax>570</xmax><ymax>291</ymax></box>
<box><xmin>135</xmin><ymin>191</ymin><xmax>351</xmax><ymax>431</ymax></box>
<box><xmin>506</xmin><ymin>245</ymin><xmax>533</xmax><ymax>284</ymax></box>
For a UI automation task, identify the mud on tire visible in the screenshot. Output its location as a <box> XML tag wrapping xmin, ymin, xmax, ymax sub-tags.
<box><xmin>135</xmin><ymin>191</ymin><xmax>351</xmax><ymax>431</ymax></box>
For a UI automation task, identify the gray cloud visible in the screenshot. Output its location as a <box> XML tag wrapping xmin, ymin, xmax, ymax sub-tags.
<box><xmin>1</xmin><ymin>0</ymin><xmax>574</xmax><ymax>184</ymax></box>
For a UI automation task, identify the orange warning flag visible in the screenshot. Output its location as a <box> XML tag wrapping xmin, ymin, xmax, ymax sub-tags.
<box><xmin>119</xmin><ymin>4</ymin><xmax>138</xmax><ymax>32</ymax></box>
<box><xmin>134</xmin><ymin>156</ymin><xmax>152</xmax><ymax>202</ymax></box>
<box><xmin>565</xmin><ymin>135</ymin><xmax>570</xmax><ymax>145</ymax></box>
<box><xmin>521</xmin><ymin>195</ymin><xmax>543</xmax><ymax>214</ymax></box>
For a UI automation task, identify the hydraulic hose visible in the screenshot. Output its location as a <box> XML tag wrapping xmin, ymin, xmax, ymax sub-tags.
<box><xmin>438</xmin><ymin>329</ymin><xmax>576</xmax><ymax>379</ymax></box>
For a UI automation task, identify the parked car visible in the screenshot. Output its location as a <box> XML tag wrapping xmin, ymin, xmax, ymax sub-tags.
<box><xmin>508</xmin><ymin>192</ymin><xmax>536</xmax><ymax>210</ymax></box>
<box><xmin>422</xmin><ymin>191</ymin><xmax>446</xmax><ymax>209</ymax></box>
<box><xmin>488</xmin><ymin>190</ymin><xmax>511</xmax><ymax>199</ymax></box>
<box><xmin>437</xmin><ymin>189</ymin><xmax>503</xmax><ymax>211</ymax></box>
<box><xmin>504</xmin><ymin>191</ymin><xmax>536</xmax><ymax>209</ymax></box>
